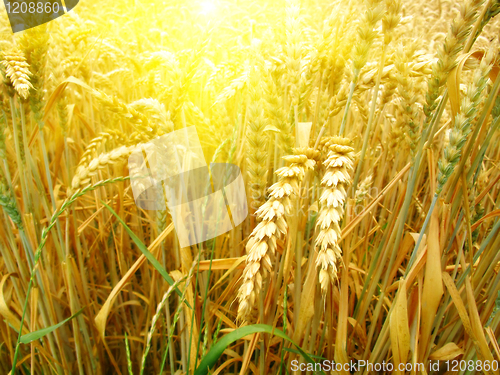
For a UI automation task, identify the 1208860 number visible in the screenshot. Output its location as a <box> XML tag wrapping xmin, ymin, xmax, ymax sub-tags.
<box><xmin>5</xmin><ymin>1</ymin><xmax>60</xmax><ymax>14</ymax></box>
<box><xmin>446</xmin><ymin>360</ymin><xmax>499</xmax><ymax>372</ymax></box>
<box><xmin>3</xmin><ymin>0</ymin><xmax>72</xmax><ymax>32</ymax></box>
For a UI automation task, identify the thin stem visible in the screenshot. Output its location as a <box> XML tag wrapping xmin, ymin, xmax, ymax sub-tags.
<box><xmin>11</xmin><ymin>177</ymin><xmax>129</xmax><ymax>374</ymax></box>
<box><xmin>338</xmin><ymin>69</ymin><xmax>360</xmax><ymax>137</ymax></box>
<box><xmin>405</xmin><ymin>194</ymin><xmax>438</xmax><ymax>275</ymax></box>
<box><xmin>352</xmin><ymin>46</ymin><xmax>387</xmax><ymax>194</ymax></box>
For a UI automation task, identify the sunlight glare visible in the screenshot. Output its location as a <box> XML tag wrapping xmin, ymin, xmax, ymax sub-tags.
<box><xmin>199</xmin><ymin>0</ymin><xmax>217</xmax><ymax>16</ymax></box>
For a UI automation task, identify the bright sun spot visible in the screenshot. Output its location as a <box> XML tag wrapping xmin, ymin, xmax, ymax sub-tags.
<box><xmin>199</xmin><ymin>0</ymin><xmax>217</xmax><ymax>15</ymax></box>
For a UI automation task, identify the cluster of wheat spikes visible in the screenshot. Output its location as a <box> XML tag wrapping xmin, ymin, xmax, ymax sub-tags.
<box><xmin>0</xmin><ymin>0</ymin><xmax>500</xmax><ymax>373</ymax></box>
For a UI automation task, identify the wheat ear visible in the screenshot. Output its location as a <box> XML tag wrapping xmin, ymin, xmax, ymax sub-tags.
<box><xmin>69</xmin><ymin>145</ymin><xmax>136</xmax><ymax>195</ymax></box>
<box><xmin>237</xmin><ymin>153</ymin><xmax>316</xmax><ymax>322</ymax></box>
<box><xmin>315</xmin><ymin>137</ymin><xmax>355</xmax><ymax>295</ymax></box>
<box><xmin>1</xmin><ymin>50</ymin><xmax>33</xmax><ymax>100</ymax></box>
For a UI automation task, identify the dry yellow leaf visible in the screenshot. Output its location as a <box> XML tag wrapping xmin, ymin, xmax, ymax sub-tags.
<box><xmin>293</xmin><ymin>251</ymin><xmax>317</xmax><ymax>343</ymax></box>
<box><xmin>419</xmin><ymin>207</ymin><xmax>443</xmax><ymax>360</ymax></box>
<box><xmin>442</xmin><ymin>272</ymin><xmax>473</xmax><ymax>337</ymax></box>
<box><xmin>95</xmin><ymin>223</ymin><xmax>173</xmax><ymax>340</ymax></box>
<box><xmin>390</xmin><ymin>278</ymin><xmax>410</xmax><ymax>374</ymax></box>
<box><xmin>465</xmin><ymin>278</ymin><xmax>498</xmax><ymax>375</ymax></box>
<box><xmin>429</xmin><ymin>342</ymin><xmax>464</xmax><ymax>361</ymax></box>
<box><xmin>297</xmin><ymin>122</ymin><xmax>312</xmax><ymax>147</ymax></box>
<box><xmin>0</xmin><ymin>274</ymin><xmax>28</xmax><ymax>335</ymax></box>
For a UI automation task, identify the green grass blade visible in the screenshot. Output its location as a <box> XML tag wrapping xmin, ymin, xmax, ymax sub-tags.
<box><xmin>282</xmin><ymin>347</ymin><xmax>326</xmax><ymax>360</ymax></box>
<box><xmin>194</xmin><ymin>324</ymin><xmax>324</xmax><ymax>375</ymax></box>
<box><xmin>102</xmin><ymin>201</ymin><xmax>190</xmax><ymax>307</ymax></box>
<box><xmin>20</xmin><ymin>307</ymin><xmax>85</xmax><ymax>344</ymax></box>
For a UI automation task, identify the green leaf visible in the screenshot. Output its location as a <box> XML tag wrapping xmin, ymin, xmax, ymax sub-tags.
<box><xmin>101</xmin><ymin>201</ymin><xmax>190</xmax><ymax>308</ymax></box>
<box><xmin>20</xmin><ymin>307</ymin><xmax>85</xmax><ymax>344</ymax></box>
<box><xmin>282</xmin><ymin>347</ymin><xmax>326</xmax><ymax>360</ymax></box>
<box><xmin>194</xmin><ymin>324</ymin><xmax>324</xmax><ymax>375</ymax></box>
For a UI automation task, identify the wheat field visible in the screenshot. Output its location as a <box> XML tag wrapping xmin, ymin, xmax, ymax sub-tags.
<box><xmin>0</xmin><ymin>0</ymin><xmax>500</xmax><ymax>374</ymax></box>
